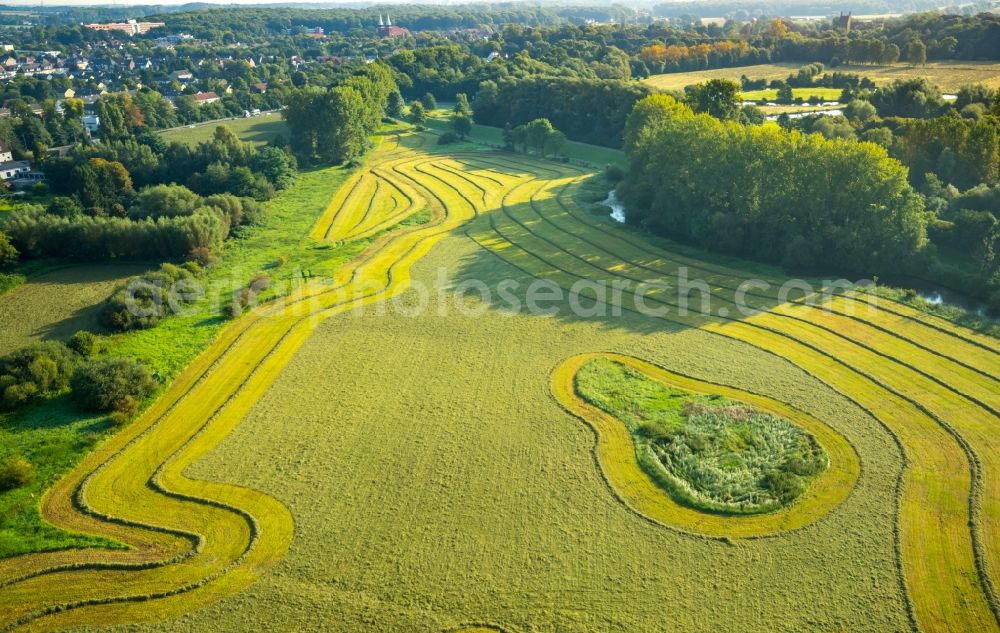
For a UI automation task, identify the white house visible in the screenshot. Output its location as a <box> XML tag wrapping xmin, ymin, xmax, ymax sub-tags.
<box><xmin>82</xmin><ymin>114</ymin><xmax>100</xmax><ymax>134</ymax></box>
<box><xmin>0</xmin><ymin>160</ymin><xmax>31</xmax><ymax>180</ymax></box>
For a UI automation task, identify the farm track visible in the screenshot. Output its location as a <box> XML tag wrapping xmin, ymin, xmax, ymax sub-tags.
<box><xmin>0</xmin><ymin>131</ymin><xmax>996</xmax><ymax>632</ymax></box>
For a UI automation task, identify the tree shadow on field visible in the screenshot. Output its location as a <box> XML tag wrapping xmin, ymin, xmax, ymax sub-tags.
<box><xmin>445</xmin><ymin>202</ymin><xmax>811</xmax><ymax>339</ymax></box>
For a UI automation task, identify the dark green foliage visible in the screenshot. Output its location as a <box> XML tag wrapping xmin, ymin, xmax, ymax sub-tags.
<box><xmin>619</xmin><ymin>95</ymin><xmax>927</xmax><ymax>275</ymax></box>
<box><xmin>46</xmin><ymin>197</ymin><xmax>84</xmax><ymax>219</ymax></box>
<box><xmin>451</xmin><ymin>114</ymin><xmax>472</xmax><ymax>139</ymax></box>
<box><xmin>871</xmin><ymin>79</ymin><xmax>945</xmax><ymax>119</ymax></box>
<box><xmin>473</xmin><ymin>77</ymin><xmax>651</xmax><ymax>148</ymax></box>
<box><xmin>420</xmin><ymin>92</ymin><xmax>437</xmax><ymax>111</ymax></box>
<box><xmin>0</xmin><ymin>231</ymin><xmax>17</xmax><ymax>270</ymax></box>
<box><xmin>576</xmin><ymin>358</ymin><xmax>828</xmax><ymax>514</ymax></box>
<box><xmin>100</xmin><ymin>263</ymin><xmax>201</xmax><ymax>332</ymax></box>
<box><xmin>129</xmin><ymin>184</ymin><xmax>202</xmax><ymax>220</ymax></box>
<box><xmin>284</xmin><ymin>62</ymin><xmax>398</xmax><ymax>164</ymax></box>
<box><xmin>685</xmin><ymin>79</ymin><xmax>741</xmax><ymax>120</ymax></box>
<box><xmin>67</xmin><ymin>331</ymin><xmax>101</xmax><ymax>358</ymax></box>
<box><xmin>437</xmin><ymin>131</ymin><xmax>460</xmax><ymax>145</ymax></box>
<box><xmin>0</xmin><ymin>457</ymin><xmax>35</xmax><ymax>491</ymax></box>
<box><xmin>2</xmin><ymin>207</ymin><xmax>230</xmax><ymax>261</ymax></box>
<box><xmin>0</xmin><ymin>341</ymin><xmax>78</xmax><ymax>410</ymax></box>
<box><xmin>251</xmin><ymin>146</ymin><xmax>297</xmax><ymax>191</ymax></box>
<box><xmin>409</xmin><ymin>101</ymin><xmax>427</xmax><ymax>126</ymax></box>
<box><xmin>387</xmin><ymin>91</ymin><xmax>405</xmax><ymax>119</ymax></box>
<box><xmin>70</xmin><ymin>357</ymin><xmax>157</xmax><ymax>412</ymax></box>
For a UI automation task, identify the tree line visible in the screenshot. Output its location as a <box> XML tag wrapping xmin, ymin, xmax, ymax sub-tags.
<box><xmin>283</xmin><ymin>62</ymin><xmax>397</xmax><ymax>164</ymax></box>
<box><xmin>618</xmin><ymin>94</ymin><xmax>928</xmax><ymax>275</ymax></box>
<box><xmin>473</xmin><ymin>77</ymin><xmax>651</xmax><ymax>148</ymax></box>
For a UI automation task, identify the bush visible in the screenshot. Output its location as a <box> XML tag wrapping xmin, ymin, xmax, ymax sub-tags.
<box><xmin>71</xmin><ymin>357</ymin><xmax>157</xmax><ymax>412</ymax></box>
<box><xmin>222</xmin><ymin>300</ymin><xmax>243</xmax><ymax>320</ymax></box>
<box><xmin>188</xmin><ymin>246</ymin><xmax>217</xmax><ymax>267</ymax></box>
<box><xmin>0</xmin><ymin>457</ymin><xmax>35</xmax><ymax>491</ymax></box>
<box><xmin>249</xmin><ymin>273</ymin><xmax>271</xmax><ymax>292</ymax></box>
<box><xmin>605</xmin><ymin>164</ymin><xmax>625</xmax><ymax>184</ymax></box>
<box><xmin>67</xmin><ymin>331</ymin><xmax>101</xmax><ymax>357</ymax></box>
<box><xmin>47</xmin><ymin>196</ymin><xmax>84</xmax><ymax>218</ymax></box>
<box><xmin>437</xmin><ymin>131</ymin><xmax>460</xmax><ymax>145</ymax></box>
<box><xmin>0</xmin><ymin>231</ymin><xmax>17</xmax><ymax>270</ymax></box>
<box><xmin>101</xmin><ymin>263</ymin><xmax>200</xmax><ymax>332</ymax></box>
<box><xmin>129</xmin><ymin>184</ymin><xmax>202</xmax><ymax>220</ymax></box>
<box><xmin>109</xmin><ymin>395</ymin><xmax>140</xmax><ymax>425</ymax></box>
<box><xmin>0</xmin><ymin>341</ymin><xmax>78</xmax><ymax>410</ymax></box>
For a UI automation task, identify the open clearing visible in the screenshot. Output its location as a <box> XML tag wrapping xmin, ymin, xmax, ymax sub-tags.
<box><xmin>159</xmin><ymin>112</ymin><xmax>286</xmax><ymax>146</ymax></box>
<box><xmin>0</xmin><ymin>263</ymin><xmax>149</xmax><ymax>356</ymax></box>
<box><xmin>645</xmin><ymin>60</ymin><xmax>1000</xmax><ymax>92</ymax></box>
<box><xmin>0</xmin><ymin>129</ymin><xmax>996</xmax><ymax>632</ymax></box>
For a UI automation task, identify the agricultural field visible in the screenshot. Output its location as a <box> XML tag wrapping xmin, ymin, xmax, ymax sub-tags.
<box><xmin>0</xmin><ymin>127</ymin><xmax>997</xmax><ymax>633</ymax></box>
<box><xmin>159</xmin><ymin>112</ymin><xmax>286</xmax><ymax>146</ymax></box>
<box><xmin>644</xmin><ymin>60</ymin><xmax>1000</xmax><ymax>93</ymax></box>
<box><xmin>0</xmin><ymin>263</ymin><xmax>150</xmax><ymax>356</ymax></box>
<box><xmin>740</xmin><ymin>87</ymin><xmax>844</xmax><ymax>101</ymax></box>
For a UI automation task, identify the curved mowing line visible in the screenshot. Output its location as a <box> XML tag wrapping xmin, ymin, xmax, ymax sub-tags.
<box><xmin>467</xmin><ymin>151</ymin><xmax>999</xmax><ymax>362</ymax></box>
<box><xmin>0</xmin><ymin>132</ymin><xmax>524</xmax><ymax>630</ymax></box>
<box><xmin>488</xmin><ymin>167</ymin><xmax>1000</xmax><ymax>626</ymax></box>
<box><xmin>509</xmin><ymin>176</ymin><xmax>1000</xmax><ymax>416</ymax></box>
<box><xmin>550</xmin><ymin>353</ymin><xmax>860</xmax><ymax>537</ymax></box>
<box><xmin>469</xmin><ymin>154</ymin><xmax>1000</xmax><ymax>381</ymax></box>
<box><xmin>466</xmin><ymin>170</ymin><xmax>994</xmax><ymax>632</ymax></box>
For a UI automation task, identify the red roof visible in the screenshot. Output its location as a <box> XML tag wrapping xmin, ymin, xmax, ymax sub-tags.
<box><xmin>379</xmin><ymin>26</ymin><xmax>409</xmax><ymax>38</ymax></box>
<box><xmin>194</xmin><ymin>91</ymin><xmax>219</xmax><ymax>102</ymax></box>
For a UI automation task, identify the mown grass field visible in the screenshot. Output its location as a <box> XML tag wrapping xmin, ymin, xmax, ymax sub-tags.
<box><xmin>159</xmin><ymin>112</ymin><xmax>285</xmax><ymax>146</ymax></box>
<box><xmin>0</xmin><ymin>127</ymin><xmax>997</xmax><ymax>633</ymax></box>
<box><xmin>0</xmin><ymin>263</ymin><xmax>150</xmax><ymax>356</ymax></box>
<box><xmin>645</xmin><ymin>60</ymin><xmax>1000</xmax><ymax>92</ymax></box>
<box><xmin>740</xmin><ymin>87</ymin><xmax>844</xmax><ymax>101</ymax></box>
<box><xmin>0</xmin><ymin>142</ymin><xmax>369</xmax><ymax>562</ymax></box>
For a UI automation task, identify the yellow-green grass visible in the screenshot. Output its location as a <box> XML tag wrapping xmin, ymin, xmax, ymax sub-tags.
<box><xmin>1</xmin><ymin>126</ymin><xmax>997</xmax><ymax>632</ymax></box>
<box><xmin>0</xmin><ymin>263</ymin><xmax>151</xmax><ymax>356</ymax></box>
<box><xmin>461</xmin><ymin>156</ymin><xmax>999</xmax><ymax>631</ymax></box>
<box><xmin>758</xmin><ymin>103</ymin><xmax>843</xmax><ymax>115</ymax></box>
<box><xmin>644</xmin><ymin>60</ymin><xmax>1000</xmax><ymax>93</ymax></box>
<box><xmin>118</xmin><ymin>232</ymin><xmax>907</xmax><ymax>631</ymax></box>
<box><xmin>740</xmin><ymin>87</ymin><xmax>844</xmax><ymax>101</ymax></box>
<box><xmin>0</xmin><ymin>142</ymin><xmax>374</xmax><ymax>562</ymax></box>
<box><xmin>0</xmin><ymin>130</ymin><xmax>516</xmax><ymax>629</ymax></box>
<box><xmin>159</xmin><ymin>113</ymin><xmax>286</xmax><ymax>147</ymax></box>
<box><xmin>552</xmin><ymin>352</ymin><xmax>858</xmax><ymax>536</ymax></box>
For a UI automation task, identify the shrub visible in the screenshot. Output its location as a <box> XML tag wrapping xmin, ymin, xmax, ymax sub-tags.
<box><xmin>188</xmin><ymin>246</ymin><xmax>217</xmax><ymax>267</ymax></box>
<box><xmin>0</xmin><ymin>457</ymin><xmax>35</xmax><ymax>491</ymax></box>
<box><xmin>0</xmin><ymin>341</ymin><xmax>78</xmax><ymax>410</ymax></box>
<box><xmin>101</xmin><ymin>263</ymin><xmax>201</xmax><ymax>332</ymax></box>
<box><xmin>71</xmin><ymin>357</ymin><xmax>157</xmax><ymax>412</ymax></box>
<box><xmin>67</xmin><ymin>331</ymin><xmax>101</xmax><ymax>357</ymax></box>
<box><xmin>47</xmin><ymin>196</ymin><xmax>84</xmax><ymax>218</ymax></box>
<box><xmin>249</xmin><ymin>273</ymin><xmax>271</xmax><ymax>292</ymax></box>
<box><xmin>109</xmin><ymin>395</ymin><xmax>141</xmax><ymax>425</ymax></box>
<box><xmin>437</xmin><ymin>131</ymin><xmax>460</xmax><ymax>145</ymax></box>
<box><xmin>222</xmin><ymin>300</ymin><xmax>243</xmax><ymax>320</ymax></box>
<box><xmin>605</xmin><ymin>164</ymin><xmax>625</xmax><ymax>184</ymax></box>
<box><xmin>0</xmin><ymin>231</ymin><xmax>17</xmax><ymax>270</ymax></box>
<box><xmin>129</xmin><ymin>184</ymin><xmax>202</xmax><ymax>220</ymax></box>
